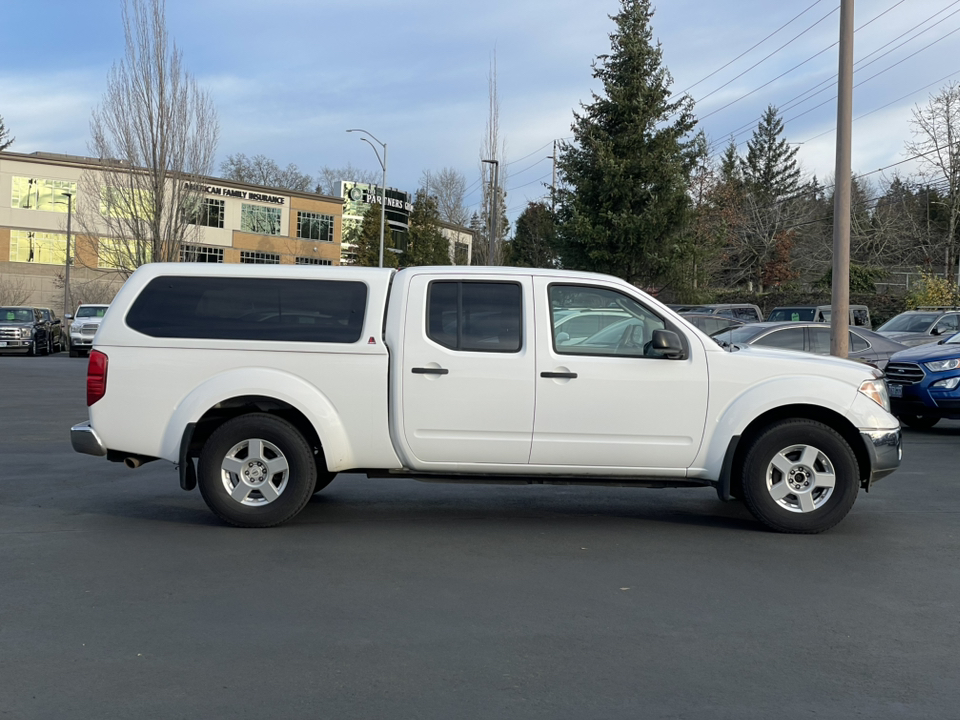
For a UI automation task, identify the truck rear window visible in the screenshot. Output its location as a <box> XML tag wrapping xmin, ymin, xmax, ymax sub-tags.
<box><xmin>126</xmin><ymin>276</ymin><xmax>368</xmax><ymax>343</ymax></box>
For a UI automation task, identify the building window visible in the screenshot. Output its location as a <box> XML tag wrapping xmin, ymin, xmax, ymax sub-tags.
<box><xmin>98</xmin><ymin>237</ymin><xmax>152</xmax><ymax>269</ymax></box>
<box><xmin>241</xmin><ymin>204</ymin><xmax>282</xmax><ymax>236</ymax></box>
<box><xmin>240</xmin><ymin>251</ymin><xmax>280</xmax><ymax>264</ymax></box>
<box><xmin>295</xmin><ymin>257</ymin><xmax>332</xmax><ymax>265</ymax></box>
<box><xmin>11</xmin><ymin>177</ymin><xmax>77</xmax><ymax>211</ymax></box>
<box><xmin>297</xmin><ymin>211</ymin><xmax>334</xmax><ymax>242</ymax></box>
<box><xmin>9</xmin><ymin>230</ymin><xmax>69</xmax><ymax>265</ymax></box>
<box><xmin>180</xmin><ymin>244</ymin><xmax>224</xmax><ymax>263</ymax></box>
<box><xmin>186</xmin><ymin>198</ymin><xmax>225</xmax><ymax>228</ymax></box>
<box><xmin>100</xmin><ymin>187</ymin><xmax>155</xmax><ymax>220</ymax></box>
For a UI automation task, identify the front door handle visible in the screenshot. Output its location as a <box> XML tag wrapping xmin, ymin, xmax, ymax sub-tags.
<box><xmin>412</xmin><ymin>367</ymin><xmax>449</xmax><ymax>375</ymax></box>
<box><xmin>540</xmin><ymin>371</ymin><xmax>578</xmax><ymax>379</ymax></box>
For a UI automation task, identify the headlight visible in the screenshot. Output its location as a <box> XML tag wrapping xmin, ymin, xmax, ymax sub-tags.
<box><xmin>924</xmin><ymin>358</ymin><xmax>960</xmax><ymax>372</ymax></box>
<box><xmin>859</xmin><ymin>379</ymin><xmax>890</xmax><ymax>413</ymax></box>
<box><xmin>932</xmin><ymin>377</ymin><xmax>960</xmax><ymax>390</ymax></box>
<box><xmin>20</xmin><ymin>327</ymin><xmax>33</xmax><ymax>338</ymax></box>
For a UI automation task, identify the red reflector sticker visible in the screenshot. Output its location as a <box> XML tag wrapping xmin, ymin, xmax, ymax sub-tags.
<box><xmin>368</xmin><ymin>337</ymin><xmax>376</xmax><ymax>344</ymax></box>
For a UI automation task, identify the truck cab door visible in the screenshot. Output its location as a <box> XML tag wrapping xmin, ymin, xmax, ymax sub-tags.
<box><xmin>399</xmin><ymin>274</ymin><xmax>536</xmax><ymax>467</ymax></box>
<box><xmin>530</xmin><ymin>279</ymin><xmax>708</xmax><ymax>471</ymax></box>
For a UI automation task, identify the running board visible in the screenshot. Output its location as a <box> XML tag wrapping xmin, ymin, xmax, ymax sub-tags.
<box><xmin>362</xmin><ymin>470</ymin><xmax>713</xmax><ymax>489</ymax></box>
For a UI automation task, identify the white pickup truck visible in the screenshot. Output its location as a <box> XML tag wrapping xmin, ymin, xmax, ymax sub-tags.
<box><xmin>71</xmin><ymin>263</ymin><xmax>901</xmax><ymax>532</ymax></box>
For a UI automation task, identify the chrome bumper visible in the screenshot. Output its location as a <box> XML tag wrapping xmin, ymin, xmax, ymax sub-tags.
<box><xmin>71</xmin><ymin>421</ymin><xmax>107</xmax><ymax>457</ymax></box>
<box><xmin>860</xmin><ymin>427</ymin><xmax>901</xmax><ymax>487</ymax></box>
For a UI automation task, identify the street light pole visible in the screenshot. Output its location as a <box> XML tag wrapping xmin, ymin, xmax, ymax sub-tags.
<box><xmin>482</xmin><ymin>159</ymin><xmax>500</xmax><ymax>266</ymax></box>
<box><xmin>346</xmin><ymin>129</ymin><xmax>387</xmax><ymax>268</ymax></box>
<box><xmin>61</xmin><ymin>192</ymin><xmax>73</xmax><ymax>315</ymax></box>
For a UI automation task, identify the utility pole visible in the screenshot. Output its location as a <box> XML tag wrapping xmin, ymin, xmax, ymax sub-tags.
<box><xmin>831</xmin><ymin>0</ymin><xmax>854</xmax><ymax>359</ymax></box>
<box><xmin>346</xmin><ymin>129</ymin><xmax>387</xmax><ymax>268</ymax></box>
<box><xmin>548</xmin><ymin>140</ymin><xmax>557</xmax><ymax>213</ymax></box>
<box><xmin>482</xmin><ymin>159</ymin><xmax>500</xmax><ymax>265</ymax></box>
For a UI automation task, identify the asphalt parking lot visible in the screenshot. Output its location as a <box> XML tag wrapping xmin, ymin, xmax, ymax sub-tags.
<box><xmin>2</xmin><ymin>353</ymin><xmax>959</xmax><ymax>719</ymax></box>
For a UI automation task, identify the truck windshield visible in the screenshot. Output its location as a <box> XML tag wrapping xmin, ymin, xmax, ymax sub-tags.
<box><xmin>77</xmin><ymin>307</ymin><xmax>108</xmax><ymax>318</ymax></box>
<box><xmin>1</xmin><ymin>308</ymin><xmax>32</xmax><ymax>323</ymax></box>
<box><xmin>877</xmin><ymin>313</ymin><xmax>937</xmax><ymax>333</ymax></box>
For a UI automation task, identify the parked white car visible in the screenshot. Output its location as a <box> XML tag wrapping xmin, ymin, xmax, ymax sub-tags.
<box><xmin>71</xmin><ymin>264</ymin><xmax>901</xmax><ymax>533</ymax></box>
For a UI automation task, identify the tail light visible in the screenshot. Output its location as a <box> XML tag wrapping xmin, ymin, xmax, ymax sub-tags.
<box><xmin>87</xmin><ymin>350</ymin><xmax>108</xmax><ymax>406</ymax></box>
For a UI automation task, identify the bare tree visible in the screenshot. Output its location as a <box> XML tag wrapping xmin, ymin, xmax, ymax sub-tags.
<box><xmin>0</xmin><ymin>114</ymin><xmax>13</xmax><ymax>151</ymax></box>
<box><xmin>315</xmin><ymin>164</ymin><xmax>380</xmax><ymax>196</ymax></box>
<box><xmin>474</xmin><ymin>52</ymin><xmax>509</xmax><ymax>266</ymax></box>
<box><xmin>0</xmin><ymin>276</ymin><xmax>30</xmax><ymax>305</ymax></box>
<box><xmin>220</xmin><ymin>153</ymin><xmax>312</xmax><ymax>192</ymax></box>
<box><xmin>79</xmin><ymin>0</ymin><xmax>219</xmax><ymax>276</ymax></box>
<box><xmin>905</xmin><ymin>82</ymin><xmax>960</xmax><ymax>285</ymax></box>
<box><xmin>420</xmin><ymin>167</ymin><xmax>468</xmax><ymax>226</ymax></box>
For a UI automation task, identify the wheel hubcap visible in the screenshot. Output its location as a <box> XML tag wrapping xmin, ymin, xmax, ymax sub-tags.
<box><xmin>766</xmin><ymin>444</ymin><xmax>836</xmax><ymax>514</ymax></box>
<box><xmin>220</xmin><ymin>438</ymin><xmax>289</xmax><ymax>506</ymax></box>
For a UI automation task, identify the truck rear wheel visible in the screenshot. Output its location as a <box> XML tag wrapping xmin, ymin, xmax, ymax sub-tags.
<box><xmin>197</xmin><ymin>413</ymin><xmax>316</xmax><ymax>528</ymax></box>
<box><xmin>739</xmin><ymin>419</ymin><xmax>859</xmax><ymax>534</ymax></box>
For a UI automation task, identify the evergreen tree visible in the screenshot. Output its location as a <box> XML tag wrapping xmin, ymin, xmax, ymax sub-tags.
<box><xmin>719</xmin><ymin>137</ymin><xmax>741</xmax><ymax>185</ymax></box>
<box><xmin>509</xmin><ymin>201</ymin><xmax>558</xmax><ymax>268</ymax></box>
<box><xmin>403</xmin><ymin>190</ymin><xmax>452</xmax><ymax>267</ymax></box>
<box><xmin>350</xmin><ymin>203</ymin><xmax>398</xmax><ymax>268</ymax></box>
<box><xmin>0</xmin><ymin>115</ymin><xmax>12</xmax><ymax>151</ymax></box>
<box><xmin>742</xmin><ymin>105</ymin><xmax>800</xmax><ymax>202</ymax></box>
<box><xmin>555</xmin><ymin>0</ymin><xmax>697</xmax><ymax>286</ymax></box>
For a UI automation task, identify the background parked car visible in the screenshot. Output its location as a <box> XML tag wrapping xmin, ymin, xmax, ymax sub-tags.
<box><xmin>667</xmin><ymin>303</ymin><xmax>763</xmax><ymax>323</ymax></box>
<box><xmin>37</xmin><ymin>307</ymin><xmax>64</xmax><ymax>353</ymax></box>
<box><xmin>875</xmin><ymin>308</ymin><xmax>960</xmax><ymax>347</ymax></box>
<box><xmin>679</xmin><ymin>312</ymin><xmax>745</xmax><ymax>335</ymax></box>
<box><xmin>885</xmin><ymin>331</ymin><xmax>960</xmax><ymax>429</ymax></box>
<box><xmin>0</xmin><ymin>306</ymin><xmax>58</xmax><ymax>355</ymax></box>
<box><xmin>766</xmin><ymin>304</ymin><xmax>872</xmax><ymax>329</ymax></box>
<box><xmin>711</xmin><ymin>322</ymin><xmax>907</xmax><ymax>370</ymax></box>
<box><xmin>66</xmin><ymin>304</ymin><xmax>110</xmax><ymax>357</ymax></box>
<box><xmin>552</xmin><ymin>308</ymin><xmax>631</xmax><ymax>344</ymax></box>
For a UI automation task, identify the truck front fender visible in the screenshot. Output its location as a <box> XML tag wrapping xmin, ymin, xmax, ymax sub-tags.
<box><xmin>694</xmin><ymin>375</ymin><xmax>863</xmax><ymax>481</ymax></box>
<box><xmin>159</xmin><ymin>367</ymin><xmax>355</xmax><ymax>471</ymax></box>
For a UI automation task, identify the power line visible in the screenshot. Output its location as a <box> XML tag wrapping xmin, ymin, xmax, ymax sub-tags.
<box><xmin>801</xmin><ymin>66</ymin><xmax>960</xmax><ymax>144</ymax></box>
<box><xmin>707</xmin><ymin>0</ymin><xmax>960</xmax><ymax>152</ymax></box>
<box><xmin>694</xmin><ymin>4</ymin><xmax>840</xmax><ymax>106</ymax></box>
<box><xmin>670</xmin><ymin>0</ymin><xmax>830</xmax><ymax>100</ymax></box>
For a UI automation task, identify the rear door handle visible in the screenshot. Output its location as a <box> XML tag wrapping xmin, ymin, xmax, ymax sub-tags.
<box><xmin>540</xmin><ymin>371</ymin><xmax>578</xmax><ymax>379</ymax></box>
<box><xmin>412</xmin><ymin>367</ymin><xmax>449</xmax><ymax>375</ymax></box>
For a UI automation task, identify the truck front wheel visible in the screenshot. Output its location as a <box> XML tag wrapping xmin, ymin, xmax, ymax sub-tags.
<box><xmin>739</xmin><ymin>419</ymin><xmax>859</xmax><ymax>534</ymax></box>
<box><xmin>197</xmin><ymin>413</ymin><xmax>317</xmax><ymax>528</ymax></box>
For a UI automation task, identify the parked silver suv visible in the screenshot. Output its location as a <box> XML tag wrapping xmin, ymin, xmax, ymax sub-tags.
<box><xmin>875</xmin><ymin>307</ymin><xmax>960</xmax><ymax>347</ymax></box>
<box><xmin>66</xmin><ymin>304</ymin><xmax>110</xmax><ymax>357</ymax></box>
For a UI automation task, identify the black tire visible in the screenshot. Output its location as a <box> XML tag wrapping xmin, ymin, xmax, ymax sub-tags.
<box><xmin>198</xmin><ymin>413</ymin><xmax>316</xmax><ymax>528</ymax></box>
<box><xmin>68</xmin><ymin>343</ymin><xmax>79</xmax><ymax>358</ymax></box>
<box><xmin>898</xmin><ymin>414</ymin><xmax>940</xmax><ymax>430</ymax></box>
<box><xmin>26</xmin><ymin>338</ymin><xmax>37</xmax><ymax>357</ymax></box>
<box><xmin>42</xmin><ymin>336</ymin><xmax>52</xmax><ymax>355</ymax></box>
<box><xmin>739</xmin><ymin>419</ymin><xmax>859</xmax><ymax>534</ymax></box>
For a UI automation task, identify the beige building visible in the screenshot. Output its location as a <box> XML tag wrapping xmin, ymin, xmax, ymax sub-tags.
<box><xmin>0</xmin><ymin>151</ymin><xmax>344</xmax><ymax>313</ymax></box>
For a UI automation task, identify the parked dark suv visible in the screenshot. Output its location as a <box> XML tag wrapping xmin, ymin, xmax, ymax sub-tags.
<box><xmin>0</xmin><ymin>306</ymin><xmax>58</xmax><ymax>355</ymax></box>
<box><xmin>37</xmin><ymin>307</ymin><xmax>64</xmax><ymax>353</ymax></box>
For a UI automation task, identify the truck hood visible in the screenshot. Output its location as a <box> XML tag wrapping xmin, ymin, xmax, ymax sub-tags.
<box><xmin>729</xmin><ymin>343</ymin><xmax>878</xmax><ymax>378</ymax></box>
<box><xmin>0</xmin><ymin>322</ymin><xmax>32</xmax><ymax>329</ymax></box>
<box><xmin>890</xmin><ymin>341</ymin><xmax>960</xmax><ymax>363</ymax></box>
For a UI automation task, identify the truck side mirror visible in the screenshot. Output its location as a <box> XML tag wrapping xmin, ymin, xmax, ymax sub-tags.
<box><xmin>64</xmin><ymin>314</ymin><xmax>73</xmax><ymax>320</ymax></box>
<box><xmin>650</xmin><ymin>329</ymin><xmax>683</xmax><ymax>359</ymax></box>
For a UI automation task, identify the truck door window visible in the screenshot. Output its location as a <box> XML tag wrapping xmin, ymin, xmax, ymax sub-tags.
<box><xmin>426</xmin><ymin>281</ymin><xmax>522</xmax><ymax>353</ymax></box>
<box><xmin>549</xmin><ymin>284</ymin><xmax>669</xmax><ymax>358</ymax></box>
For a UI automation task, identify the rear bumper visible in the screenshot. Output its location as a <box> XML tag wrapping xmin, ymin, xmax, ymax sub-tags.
<box><xmin>860</xmin><ymin>427</ymin><xmax>901</xmax><ymax>486</ymax></box>
<box><xmin>71</xmin><ymin>421</ymin><xmax>107</xmax><ymax>457</ymax></box>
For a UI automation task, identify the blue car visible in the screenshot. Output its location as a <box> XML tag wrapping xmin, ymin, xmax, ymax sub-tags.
<box><xmin>885</xmin><ymin>331</ymin><xmax>960</xmax><ymax>429</ymax></box>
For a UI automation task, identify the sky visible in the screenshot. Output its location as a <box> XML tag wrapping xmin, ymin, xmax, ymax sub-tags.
<box><xmin>2</xmin><ymin>0</ymin><xmax>960</xmax><ymax>226</ymax></box>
